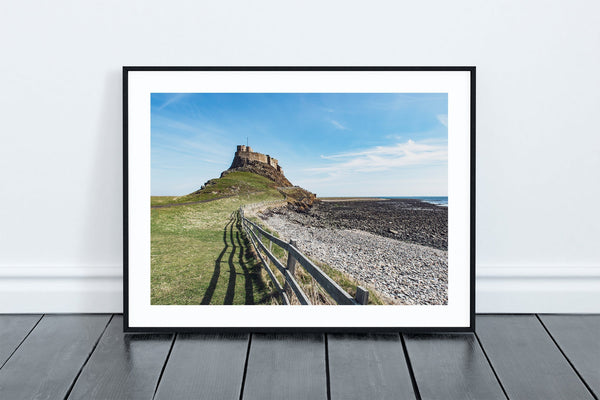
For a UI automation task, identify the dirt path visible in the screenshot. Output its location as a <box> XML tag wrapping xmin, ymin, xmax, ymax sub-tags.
<box><xmin>151</xmin><ymin>191</ymin><xmax>267</xmax><ymax>209</ymax></box>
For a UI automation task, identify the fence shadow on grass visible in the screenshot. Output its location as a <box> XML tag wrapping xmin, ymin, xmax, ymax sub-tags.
<box><xmin>236</xmin><ymin>213</ymin><xmax>282</xmax><ymax>305</ymax></box>
<box><xmin>200</xmin><ymin>217</ymin><xmax>231</xmax><ymax>305</ymax></box>
<box><xmin>201</xmin><ymin>212</ymin><xmax>278</xmax><ymax>306</ymax></box>
<box><xmin>233</xmin><ymin>213</ymin><xmax>255</xmax><ymax>305</ymax></box>
<box><xmin>224</xmin><ymin>213</ymin><xmax>238</xmax><ymax>305</ymax></box>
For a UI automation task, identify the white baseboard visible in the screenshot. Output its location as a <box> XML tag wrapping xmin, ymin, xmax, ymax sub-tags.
<box><xmin>1</xmin><ymin>266</ymin><xmax>599</xmax><ymax>313</ymax></box>
<box><xmin>476</xmin><ymin>266</ymin><xmax>600</xmax><ymax>313</ymax></box>
<box><xmin>0</xmin><ymin>266</ymin><xmax>123</xmax><ymax>313</ymax></box>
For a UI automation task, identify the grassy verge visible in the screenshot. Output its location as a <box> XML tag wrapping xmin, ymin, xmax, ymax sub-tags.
<box><xmin>151</xmin><ymin>172</ymin><xmax>284</xmax><ymax>305</ymax></box>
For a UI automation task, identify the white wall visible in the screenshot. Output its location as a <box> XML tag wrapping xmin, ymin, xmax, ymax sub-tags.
<box><xmin>1</xmin><ymin>0</ymin><xmax>599</xmax><ymax>313</ymax></box>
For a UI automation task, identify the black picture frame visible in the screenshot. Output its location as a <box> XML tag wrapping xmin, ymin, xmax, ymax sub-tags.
<box><xmin>123</xmin><ymin>66</ymin><xmax>475</xmax><ymax>333</ymax></box>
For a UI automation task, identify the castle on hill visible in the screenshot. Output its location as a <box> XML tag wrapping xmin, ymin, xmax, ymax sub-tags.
<box><xmin>229</xmin><ymin>145</ymin><xmax>283</xmax><ymax>173</ymax></box>
<box><xmin>220</xmin><ymin>145</ymin><xmax>316</xmax><ymax>209</ymax></box>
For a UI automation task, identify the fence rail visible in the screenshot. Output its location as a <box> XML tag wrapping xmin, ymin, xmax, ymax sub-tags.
<box><xmin>243</xmin><ymin>218</ymin><xmax>291</xmax><ymax>305</ymax></box>
<box><xmin>239</xmin><ymin>207</ymin><xmax>368</xmax><ymax>306</ymax></box>
<box><xmin>242</xmin><ymin>213</ymin><xmax>311</xmax><ymax>305</ymax></box>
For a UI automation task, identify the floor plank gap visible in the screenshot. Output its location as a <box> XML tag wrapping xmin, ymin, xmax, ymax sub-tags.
<box><xmin>63</xmin><ymin>314</ymin><xmax>114</xmax><ymax>400</ymax></box>
<box><xmin>243</xmin><ymin>333</ymin><xmax>327</xmax><ymax>400</ymax></box>
<box><xmin>154</xmin><ymin>333</ymin><xmax>249</xmax><ymax>400</ymax></box>
<box><xmin>400</xmin><ymin>334</ymin><xmax>422</xmax><ymax>400</ymax></box>
<box><xmin>535</xmin><ymin>315</ymin><xmax>599</xmax><ymax>400</ymax></box>
<box><xmin>238</xmin><ymin>334</ymin><xmax>252</xmax><ymax>400</ymax></box>
<box><xmin>474</xmin><ymin>331</ymin><xmax>510</xmax><ymax>400</ymax></box>
<box><xmin>477</xmin><ymin>315</ymin><xmax>594</xmax><ymax>399</ymax></box>
<box><xmin>324</xmin><ymin>335</ymin><xmax>331</xmax><ymax>400</ymax></box>
<box><xmin>152</xmin><ymin>333</ymin><xmax>177</xmax><ymax>400</ymax></box>
<box><xmin>0</xmin><ymin>314</ymin><xmax>43</xmax><ymax>371</ymax></box>
<box><xmin>0</xmin><ymin>315</ymin><xmax>112</xmax><ymax>399</ymax></box>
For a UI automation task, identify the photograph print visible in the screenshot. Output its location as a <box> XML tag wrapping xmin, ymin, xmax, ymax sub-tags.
<box><xmin>125</xmin><ymin>68</ymin><xmax>474</xmax><ymax>330</ymax></box>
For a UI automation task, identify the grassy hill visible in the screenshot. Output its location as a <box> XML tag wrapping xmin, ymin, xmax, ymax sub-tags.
<box><xmin>151</xmin><ymin>171</ymin><xmax>281</xmax><ymax>207</ymax></box>
<box><xmin>151</xmin><ymin>171</ymin><xmax>285</xmax><ymax>305</ymax></box>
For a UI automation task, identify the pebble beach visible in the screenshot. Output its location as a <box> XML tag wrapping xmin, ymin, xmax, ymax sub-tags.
<box><xmin>257</xmin><ymin>199</ymin><xmax>448</xmax><ymax>305</ymax></box>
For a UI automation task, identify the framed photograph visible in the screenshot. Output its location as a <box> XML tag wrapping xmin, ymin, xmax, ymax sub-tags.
<box><xmin>124</xmin><ymin>67</ymin><xmax>475</xmax><ymax>332</ymax></box>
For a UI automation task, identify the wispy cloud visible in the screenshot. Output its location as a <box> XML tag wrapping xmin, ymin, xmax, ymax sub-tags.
<box><xmin>436</xmin><ymin>114</ymin><xmax>448</xmax><ymax>127</ymax></box>
<box><xmin>156</xmin><ymin>94</ymin><xmax>189</xmax><ymax>111</ymax></box>
<box><xmin>330</xmin><ymin>119</ymin><xmax>348</xmax><ymax>130</ymax></box>
<box><xmin>308</xmin><ymin>139</ymin><xmax>447</xmax><ymax>175</ymax></box>
<box><xmin>153</xmin><ymin>132</ymin><xmax>230</xmax><ymax>160</ymax></box>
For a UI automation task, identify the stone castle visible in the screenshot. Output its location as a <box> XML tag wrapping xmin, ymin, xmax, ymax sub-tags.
<box><xmin>218</xmin><ymin>145</ymin><xmax>316</xmax><ymax>210</ymax></box>
<box><xmin>229</xmin><ymin>145</ymin><xmax>283</xmax><ymax>173</ymax></box>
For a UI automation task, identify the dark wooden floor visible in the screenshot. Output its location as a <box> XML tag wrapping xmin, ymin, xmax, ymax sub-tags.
<box><xmin>0</xmin><ymin>315</ymin><xmax>597</xmax><ymax>400</ymax></box>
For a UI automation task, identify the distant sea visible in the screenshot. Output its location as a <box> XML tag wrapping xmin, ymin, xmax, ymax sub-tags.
<box><xmin>382</xmin><ymin>196</ymin><xmax>448</xmax><ymax>207</ymax></box>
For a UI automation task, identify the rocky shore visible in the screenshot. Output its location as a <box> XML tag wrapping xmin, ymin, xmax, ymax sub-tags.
<box><xmin>268</xmin><ymin>199</ymin><xmax>447</xmax><ymax>250</ymax></box>
<box><xmin>257</xmin><ymin>199</ymin><xmax>448</xmax><ymax>305</ymax></box>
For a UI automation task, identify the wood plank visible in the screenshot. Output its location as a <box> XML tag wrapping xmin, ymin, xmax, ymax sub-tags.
<box><xmin>0</xmin><ymin>314</ymin><xmax>41</xmax><ymax>368</ymax></box>
<box><xmin>66</xmin><ymin>315</ymin><xmax>173</xmax><ymax>400</ymax></box>
<box><xmin>476</xmin><ymin>315</ymin><xmax>594</xmax><ymax>400</ymax></box>
<box><xmin>0</xmin><ymin>314</ymin><xmax>110</xmax><ymax>400</ymax></box>
<box><xmin>154</xmin><ymin>333</ymin><xmax>249</xmax><ymax>400</ymax></box>
<box><xmin>246</xmin><ymin>224</ymin><xmax>310</xmax><ymax>304</ymax></box>
<box><xmin>328</xmin><ymin>333</ymin><xmax>416</xmax><ymax>400</ymax></box>
<box><xmin>404</xmin><ymin>333</ymin><xmax>506</xmax><ymax>400</ymax></box>
<box><xmin>538</xmin><ymin>314</ymin><xmax>600</xmax><ymax>398</ymax></box>
<box><xmin>243</xmin><ymin>333</ymin><xmax>327</xmax><ymax>400</ymax></box>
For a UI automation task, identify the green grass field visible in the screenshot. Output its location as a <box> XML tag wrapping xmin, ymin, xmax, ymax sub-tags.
<box><xmin>151</xmin><ymin>172</ymin><xmax>284</xmax><ymax>305</ymax></box>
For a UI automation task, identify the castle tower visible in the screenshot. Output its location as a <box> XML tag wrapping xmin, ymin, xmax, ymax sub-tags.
<box><xmin>227</xmin><ymin>145</ymin><xmax>292</xmax><ymax>187</ymax></box>
<box><xmin>231</xmin><ymin>145</ymin><xmax>283</xmax><ymax>170</ymax></box>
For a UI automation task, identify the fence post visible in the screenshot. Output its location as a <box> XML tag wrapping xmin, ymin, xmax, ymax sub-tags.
<box><xmin>283</xmin><ymin>239</ymin><xmax>297</xmax><ymax>293</ymax></box>
<box><xmin>286</xmin><ymin>239</ymin><xmax>297</xmax><ymax>275</ymax></box>
<box><xmin>355</xmin><ymin>286</ymin><xmax>369</xmax><ymax>305</ymax></box>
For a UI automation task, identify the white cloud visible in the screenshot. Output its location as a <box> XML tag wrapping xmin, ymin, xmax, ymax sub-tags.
<box><xmin>293</xmin><ymin>139</ymin><xmax>448</xmax><ymax>196</ymax></box>
<box><xmin>437</xmin><ymin>114</ymin><xmax>448</xmax><ymax>127</ymax></box>
<box><xmin>308</xmin><ymin>139</ymin><xmax>447</xmax><ymax>175</ymax></box>
<box><xmin>156</xmin><ymin>93</ymin><xmax>188</xmax><ymax>111</ymax></box>
<box><xmin>329</xmin><ymin>119</ymin><xmax>347</xmax><ymax>130</ymax></box>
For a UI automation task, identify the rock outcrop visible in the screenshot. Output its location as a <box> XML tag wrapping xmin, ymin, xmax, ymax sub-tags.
<box><xmin>193</xmin><ymin>145</ymin><xmax>317</xmax><ymax>210</ymax></box>
<box><xmin>221</xmin><ymin>145</ymin><xmax>292</xmax><ymax>187</ymax></box>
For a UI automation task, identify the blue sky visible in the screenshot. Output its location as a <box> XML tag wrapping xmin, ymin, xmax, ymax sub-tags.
<box><xmin>151</xmin><ymin>93</ymin><xmax>448</xmax><ymax>197</ymax></box>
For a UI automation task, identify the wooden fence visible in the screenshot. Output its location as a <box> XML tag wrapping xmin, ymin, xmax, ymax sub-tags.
<box><xmin>239</xmin><ymin>207</ymin><xmax>369</xmax><ymax>306</ymax></box>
